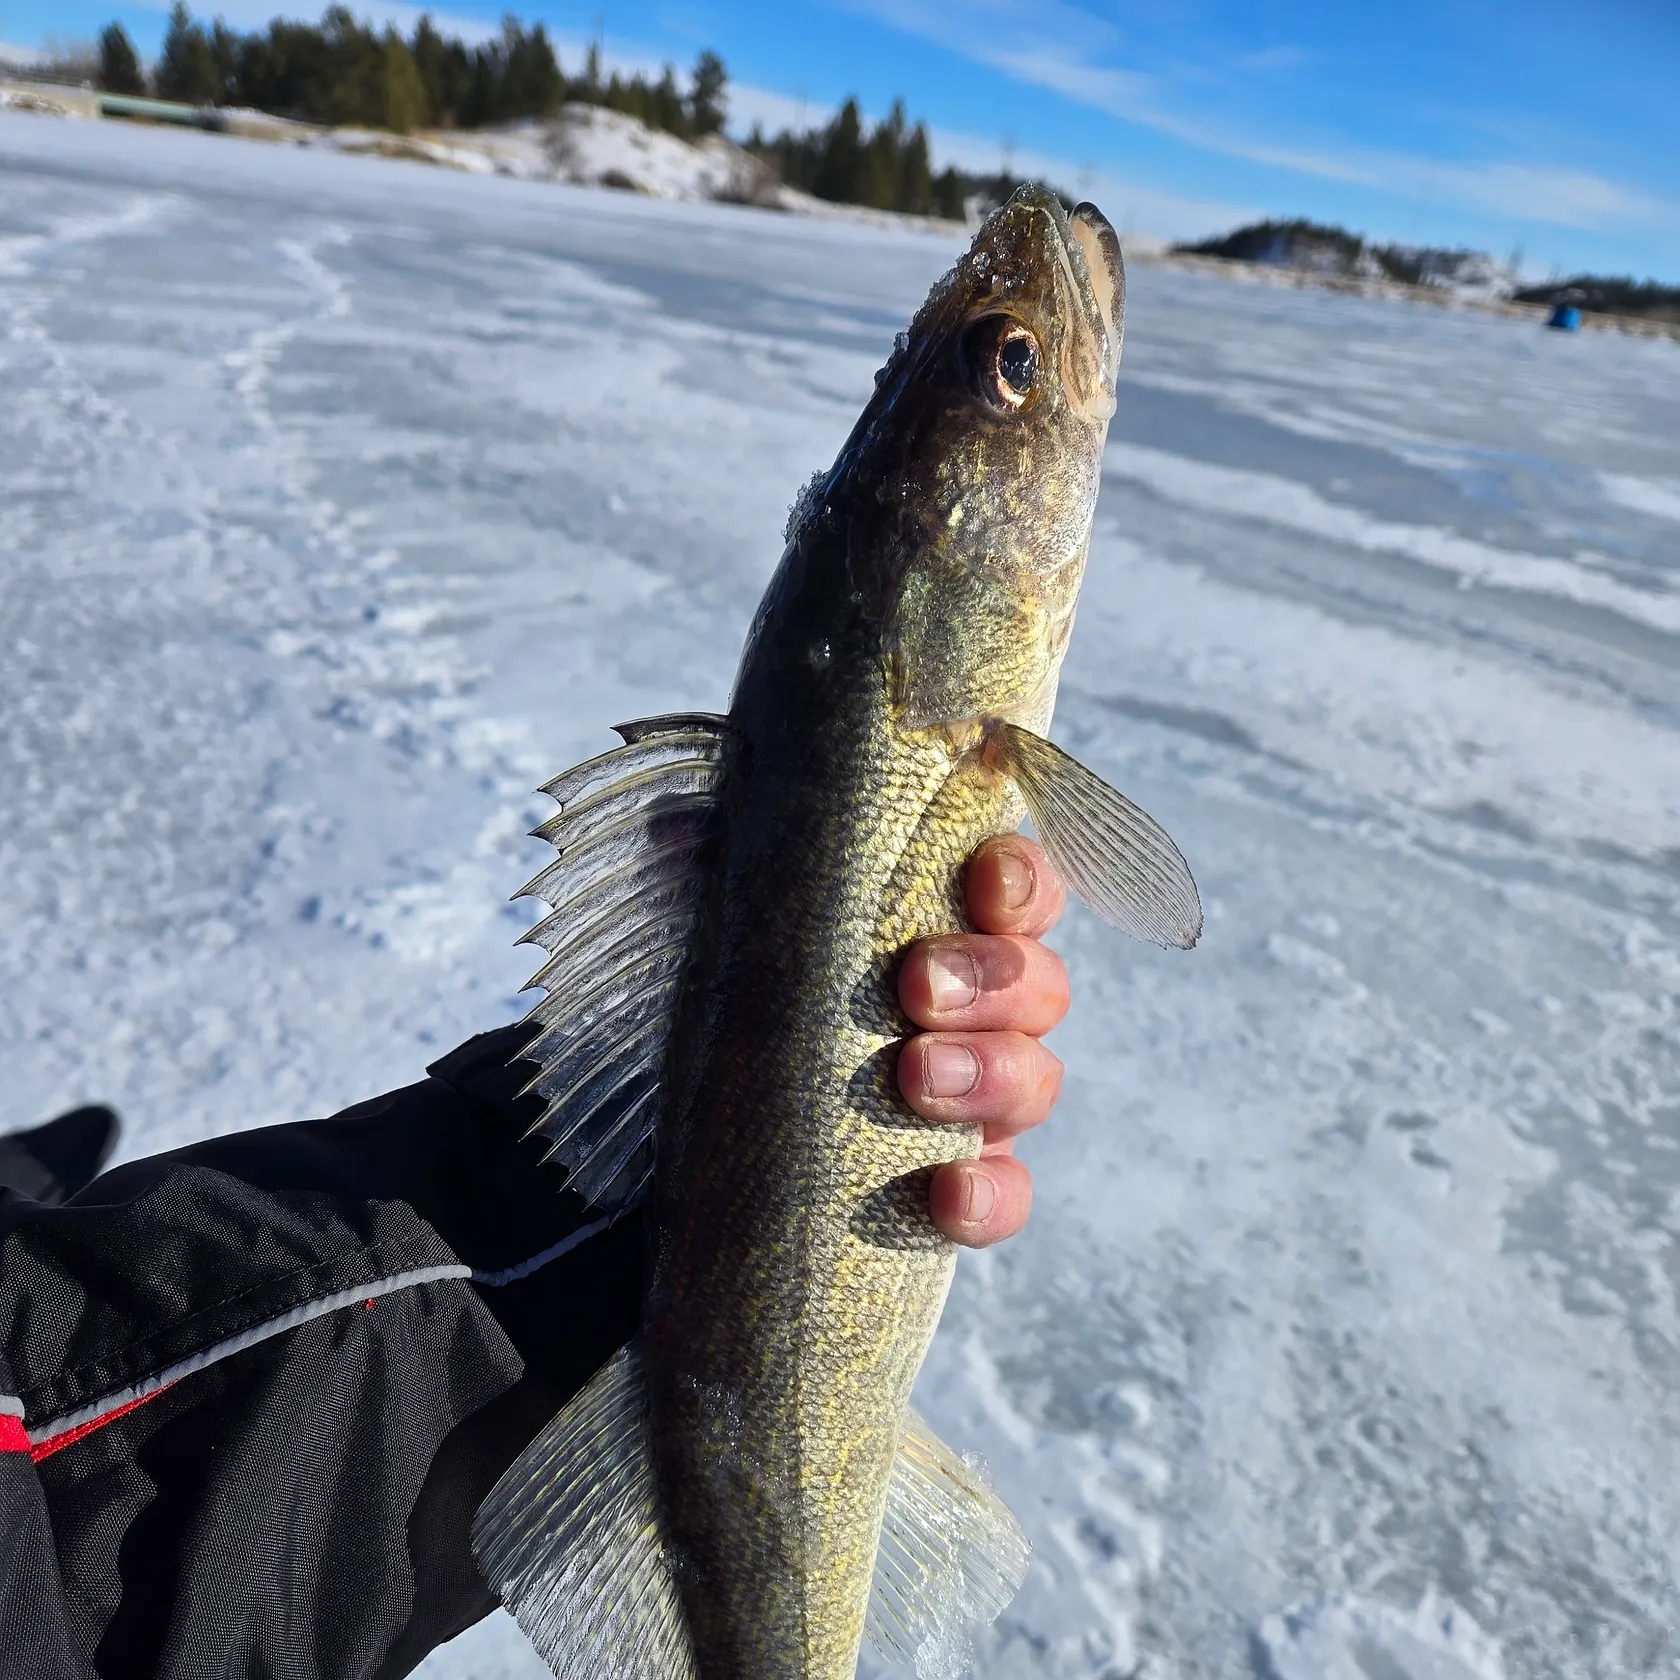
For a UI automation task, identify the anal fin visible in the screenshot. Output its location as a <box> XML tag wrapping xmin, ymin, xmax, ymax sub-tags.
<box><xmin>866</xmin><ymin>1409</ymin><xmax>1030</xmax><ymax>1678</ymax></box>
<box><xmin>472</xmin><ymin>1343</ymin><xmax>697</xmax><ymax>1680</ymax></box>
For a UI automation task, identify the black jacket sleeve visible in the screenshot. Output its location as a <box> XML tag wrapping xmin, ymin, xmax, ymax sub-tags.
<box><xmin>0</xmin><ymin>1024</ymin><xmax>641</xmax><ymax>1680</ymax></box>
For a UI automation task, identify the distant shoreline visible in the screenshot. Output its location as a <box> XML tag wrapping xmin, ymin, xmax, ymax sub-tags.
<box><xmin>3</xmin><ymin>73</ymin><xmax>1673</xmax><ymax>348</ymax></box>
<box><xmin>1131</xmin><ymin>245</ymin><xmax>1680</xmax><ymax>345</ymax></box>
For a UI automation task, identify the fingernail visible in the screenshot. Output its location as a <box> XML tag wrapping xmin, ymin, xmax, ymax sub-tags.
<box><xmin>924</xmin><ymin>1041</ymin><xmax>980</xmax><ymax>1098</ymax></box>
<box><xmin>962</xmin><ymin>1168</ymin><xmax>997</xmax><ymax>1224</ymax></box>
<box><xmin>926</xmin><ymin>947</ymin><xmax>978</xmax><ymax>1012</ymax></box>
<box><xmin>997</xmin><ymin>848</ymin><xmax>1034</xmax><ymax>910</ymax></box>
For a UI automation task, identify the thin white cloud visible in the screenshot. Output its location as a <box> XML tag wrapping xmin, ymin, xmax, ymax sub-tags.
<box><xmin>1428</xmin><ymin>160</ymin><xmax>1670</xmax><ymax>228</ymax></box>
<box><xmin>925</xmin><ymin>124</ymin><xmax>1256</xmax><ymax>243</ymax></box>
<box><xmin>726</xmin><ymin>81</ymin><xmax>831</xmax><ymax>138</ymax></box>
<box><xmin>708</xmin><ymin>77</ymin><xmax>1253</xmax><ymax>243</ymax></box>
<box><xmin>735</xmin><ymin>107</ymin><xmax>1251</xmax><ymax>241</ymax></box>
<box><xmin>840</xmin><ymin>0</ymin><xmax>1673</xmax><ymax>235</ymax></box>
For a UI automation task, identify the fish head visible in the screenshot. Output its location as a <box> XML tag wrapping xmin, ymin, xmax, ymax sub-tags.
<box><xmin>737</xmin><ymin>187</ymin><xmax>1125</xmax><ymax>744</ymax></box>
<box><xmin>864</xmin><ymin>186</ymin><xmax>1124</xmax><ymax>735</ymax></box>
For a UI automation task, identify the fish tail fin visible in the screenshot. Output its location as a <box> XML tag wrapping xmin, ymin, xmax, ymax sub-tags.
<box><xmin>472</xmin><ymin>1342</ymin><xmax>697</xmax><ymax>1680</ymax></box>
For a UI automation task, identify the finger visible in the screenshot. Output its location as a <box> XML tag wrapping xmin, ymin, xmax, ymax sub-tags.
<box><xmin>897</xmin><ymin>1031</ymin><xmax>1063</xmax><ymax>1135</ymax></box>
<box><xmin>965</xmin><ymin>836</ymin><xmax>1066</xmax><ymax>938</ymax></box>
<box><xmin>930</xmin><ymin>1154</ymin><xmax>1033</xmax><ymax>1247</ymax></box>
<box><xmin>898</xmin><ymin>933</ymin><xmax>1069</xmax><ymax>1035</ymax></box>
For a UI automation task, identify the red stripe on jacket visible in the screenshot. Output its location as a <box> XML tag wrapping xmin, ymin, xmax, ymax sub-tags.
<box><xmin>27</xmin><ymin>1385</ymin><xmax>176</xmax><ymax>1463</ymax></box>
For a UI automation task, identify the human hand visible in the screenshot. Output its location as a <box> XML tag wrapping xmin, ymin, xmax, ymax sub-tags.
<box><xmin>897</xmin><ymin>837</ymin><xmax>1069</xmax><ymax>1249</ymax></box>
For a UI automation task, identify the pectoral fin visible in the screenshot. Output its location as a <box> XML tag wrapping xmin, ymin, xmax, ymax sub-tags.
<box><xmin>472</xmin><ymin>1343</ymin><xmax>697</xmax><ymax>1680</ymax></box>
<box><xmin>866</xmin><ymin>1410</ymin><xmax>1030</xmax><ymax>1674</ymax></box>
<box><xmin>988</xmin><ymin>720</ymin><xmax>1202</xmax><ymax>949</ymax></box>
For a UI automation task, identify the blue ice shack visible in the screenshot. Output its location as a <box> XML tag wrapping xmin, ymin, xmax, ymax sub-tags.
<box><xmin>1547</xmin><ymin>303</ymin><xmax>1582</xmax><ymax>331</ymax></box>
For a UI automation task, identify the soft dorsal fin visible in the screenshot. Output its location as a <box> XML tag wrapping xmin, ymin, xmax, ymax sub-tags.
<box><xmin>514</xmin><ymin>713</ymin><xmax>733</xmax><ymax>1210</ymax></box>
<box><xmin>472</xmin><ymin>1343</ymin><xmax>697</xmax><ymax>1680</ymax></box>
<box><xmin>987</xmin><ymin>720</ymin><xmax>1202</xmax><ymax>949</ymax></box>
<box><xmin>867</xmin><ymin>1409</ymin><xmax>1031</xmax><ymax>1675</ymax></box>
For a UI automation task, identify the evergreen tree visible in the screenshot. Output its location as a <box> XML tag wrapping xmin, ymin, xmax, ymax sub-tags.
<box><xmin>96</xmin><ymin>22</ymin><xmax>145</xmax><ymax>95</ymax></box>
<box><xmin>458</xmin><ymin>37</ymin><xmax>501</xmax><ymax>126</ymax></box>
<box><xmin>241</xmin><ymin>20</ymin><xmax>331</xmax><ymax>121</ymax></box>
<box><xmin>898</xmin><ymin>121</ymin><xmax>933</xmax><ymax>214</ymax></box>
<box><xmin>932</xmin><ymin>167</ymin><xmax>967</xmax><ymax>222</ymax></box>
<box><xmin>650</xmin><ymin>65</ymin><xmax>687</xmax><ymax>136</ymax></box>
<box><xmin>812</xmin><ymin>97</ymin><xmax>864</xmax><ymax>204</ymax></box>
<box><xmin>411</xmin><ymin>16</ymin><xmax>471</xmax><ymax>127</ymax></box>
<box><xmin>501</xmin><ymin>19</ymin><xmax>563</xmax><ymax>120</ymax></box>
<box><xmin>317</xmin><ymin>5</ymin><xmax>381</xmax><ymax>126</ymax></box>
<box><xmin>743</xmin><ymin>90</ymin><xmax>1056</xmax><ymax>222</ymax></box>
<box><xmin>859</xmin><ymin>100</ymin><xmax>905</xmax><ymax>209</ymax></box>
<box><xmin>380</xmin><ymin>30</ymin><xmax>427</xmax><ymax>132</ymax></box>
<box><xmin>688</xmin><ymin>50</ymin><xmax>726</xmax><ymax>137</ymax></box>
<box><xmin>154</xmin><ymin>3</ymin><xmax>222</xmax><ymax>105</ymax></box>
<box><xmin>209</xmin><ymin>20</ymin><xmax>240</xmax><ymax>103</ymax></box>
<box><xmin>90</xmin><ymin>7</ymin><xmax>742</xmax><ymax>145</ymax></box>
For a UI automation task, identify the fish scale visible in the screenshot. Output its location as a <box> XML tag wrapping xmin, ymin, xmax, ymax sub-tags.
<box><xmin>648</xmin><ymin>687</ymin><xmax>1015</xmax><ymax>1674</ymax></box>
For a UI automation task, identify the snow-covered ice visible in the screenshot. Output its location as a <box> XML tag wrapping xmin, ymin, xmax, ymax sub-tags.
<box><xmin>3</xmin><ymin>113</ymin><xmax>1678</xmax><ymax>1679</ymax></box>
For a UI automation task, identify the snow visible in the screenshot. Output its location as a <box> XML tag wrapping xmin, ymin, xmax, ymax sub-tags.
<box><xmin>0</xmin><ymin>81</ymin><xmax>92</xmax><ymax>119</ymax></box>
<box><xmin>315</xmin><ymin>107</ymin><xmax>779</xmax><ymax>207</ymax></box>
<box><xmin>3</xmin><ymin>111</ymin><xmax>1679</xmax><ymax>1680</ymax></box>
<box><xmin>0</xmin><ymin>74</ymin><xmax>794</xmax><ymax>208</ymax></box>
<box><xmin>0</xmin><ymin>73</ymin><xmax>970</xmax><ymax>228</ymax></box>
<box><xmin>542</xmin><ymin>105</ymin><xmax>779</xmax><ymax>204</ymax></box>
<box><xmin>1255</xmin><ymin>1590</ymin><xmax>1509</xmax><ymax>1680</ymax></box>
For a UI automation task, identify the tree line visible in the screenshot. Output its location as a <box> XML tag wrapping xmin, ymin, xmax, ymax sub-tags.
<box><xmin>94</xmin><ymin>6</ymin><xmax>727</xmax><ymax>138</ymax></box>
<box><xmin>1512</xmin><ymin>275</ymin><xmax>1680</xmax><ymax>323</ymax></box>
<box><xmin>745</xmin><ymin>97</ymin><xmax>1055</xmax><ymax>222</ymax></box>
<box><xmin>84</xmin><ymin>6</ymin><xmax>1054</xmax><ymax>225</ymax></box>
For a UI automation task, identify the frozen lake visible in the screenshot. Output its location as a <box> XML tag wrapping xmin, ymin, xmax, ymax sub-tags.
<box><xmin>3</xmin><ymin>112</ymin><xmax>1678</xmax><ymax>1680</ymax></box>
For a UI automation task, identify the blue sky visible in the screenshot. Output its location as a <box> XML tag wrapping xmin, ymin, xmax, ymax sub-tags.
<box><xmin>5</xmin><ymin>0</ymin><xmax>1676</xmax><ymax>279</ymax></box>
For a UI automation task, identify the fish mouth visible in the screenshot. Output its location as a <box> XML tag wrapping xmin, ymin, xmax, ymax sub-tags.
<box><xmin>1014</xmin><ymin>190</ymin><xmax>1123</xmax><ymax>423</ymax></box>
<box><xmin>1067</xmin><ymin>201</ymin><xmax>1124</xmax><ymax>382</ymax></box>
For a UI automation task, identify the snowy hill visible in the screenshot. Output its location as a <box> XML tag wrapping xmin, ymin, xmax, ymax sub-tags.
<box><xmin>323</xmin><ymin>105</ymin><xmax>783</xmax><ymax>206</ymax></box>
<box><xmin>0</xmin><ymin>72</ymin><xmax>873</xmax><ymax>215</ymax></box>
<box><xmin>1176</xmin><ymin>217</ymin><xmax>1523</xmax><ymax>304</ymax></box>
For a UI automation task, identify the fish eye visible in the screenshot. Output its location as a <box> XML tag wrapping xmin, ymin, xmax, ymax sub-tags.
<box><xmin>964</xmin><ymin>316</ymin><xmax>1041</xmax><ymax>412</ymax></box>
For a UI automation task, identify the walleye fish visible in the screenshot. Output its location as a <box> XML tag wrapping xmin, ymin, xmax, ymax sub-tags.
<box><xmin>472</xmin><ymin>187</ymin><xmax>1200</xmax><ymax>1680</ymax></box>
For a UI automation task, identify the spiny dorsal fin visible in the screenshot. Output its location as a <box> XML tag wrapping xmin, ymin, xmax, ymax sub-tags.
<box><xmin>514</xmin><ymin>713</ymin><xmax>733</xmax><ymax>1210</ymax></box>
<box><xmin>472</xmin><ymin>1343</ymin><xmax>698</xmax><ymax>1680</ymax></box>
<box><xmin>987</xmin><ymin>720</ymin><xmax>1201</xmax><ymax>949</ymax></box>
<box><xmin>867</xmin><ymin>1409</ymin><xmax>1030</xmax><ymax>1677</ymax></box>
